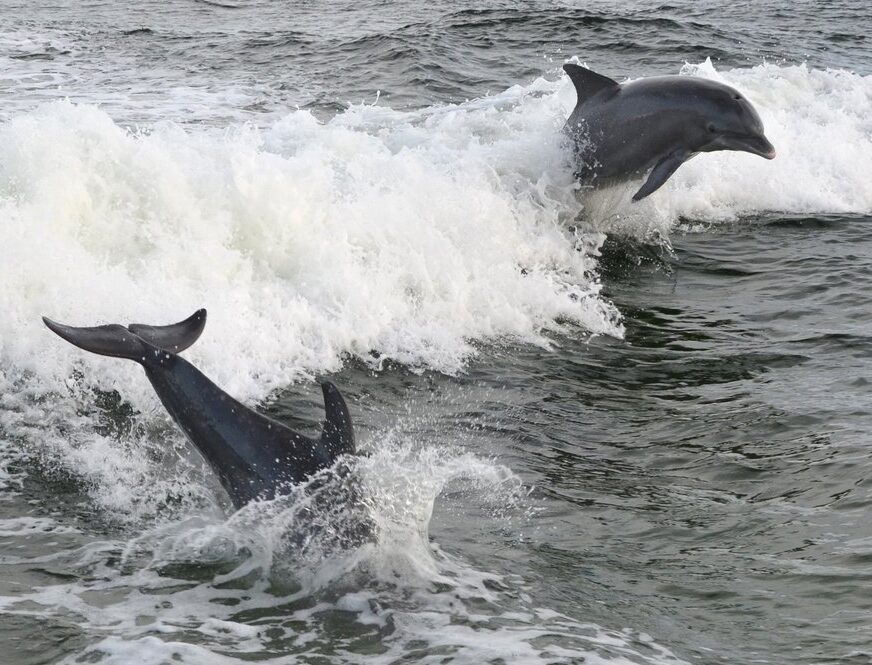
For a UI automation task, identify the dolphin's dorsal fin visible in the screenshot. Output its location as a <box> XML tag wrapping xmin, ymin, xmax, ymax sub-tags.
<box><xmin>319</xmin><ymin>381</ymin><xmax>355</xmax><ymax>459</ymax></box>
<box><xmin>563</xmin><ymin>64</ymin><xmax>619</xmax><ymax>104</ymax></box>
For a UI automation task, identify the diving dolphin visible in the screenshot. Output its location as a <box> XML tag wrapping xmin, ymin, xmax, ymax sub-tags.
<box><xmin>42</xmin><ymin>309</ymin><xmax>355</xmax><ymax>510</ymax></box>
<box><xmin>563</xmin><ymin>64</ymin><xmax>776</xmax><ymax>201</ymax></box>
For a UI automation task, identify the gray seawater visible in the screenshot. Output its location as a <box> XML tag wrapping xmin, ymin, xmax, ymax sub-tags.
<box><xmin>1</xmin><ymin>2</ymin><xmax>871</xmax><ymax>664</ymax></box>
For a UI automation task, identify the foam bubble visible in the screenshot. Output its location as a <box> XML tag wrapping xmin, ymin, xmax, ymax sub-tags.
<box><xmin>0</xmin><ymin>516</ymin><xmax>79</xmax><ymax>536</ymax></box>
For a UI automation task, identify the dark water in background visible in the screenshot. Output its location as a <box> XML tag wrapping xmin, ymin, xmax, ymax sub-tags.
<box><xmin>2</xmin><ymin>0</ymin><xmax>871</xmax><ymax>121</ymax></box>
<box><xmin>1</xmin><ymin>2</ymin><xmax>871</xmax><ymax>664</ymax></box>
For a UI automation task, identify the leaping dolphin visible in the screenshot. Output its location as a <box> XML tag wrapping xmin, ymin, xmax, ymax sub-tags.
<box><xmin>563</xmin><ymin>64</ymin><xmax>776</xmax><ymax>201</ymax></box>
<box><xmin>43</xmin><ymin>309</ymin><xmax>355</xmax><ymax>510</ymax></box>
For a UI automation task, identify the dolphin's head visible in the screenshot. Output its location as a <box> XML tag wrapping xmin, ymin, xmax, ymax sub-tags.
<box><xmin>698</xmin><ymin>86</ymin><xmax>776</xmax><ymax>160</ymax></box>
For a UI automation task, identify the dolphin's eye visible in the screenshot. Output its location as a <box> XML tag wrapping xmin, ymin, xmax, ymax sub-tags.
<box><xmin>707</xmin><ymin>123</ymin><xmax>717</xmax><ymax>133</ymax></box>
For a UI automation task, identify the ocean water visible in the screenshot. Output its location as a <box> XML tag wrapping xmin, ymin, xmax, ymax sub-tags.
<box><xmin>1</xmin><ymin>1</ymin><xmax>871</xmax><ymax>663</ymax></box>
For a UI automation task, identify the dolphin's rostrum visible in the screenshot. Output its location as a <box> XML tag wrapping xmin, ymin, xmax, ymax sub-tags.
<box><xmin>563</xmin><ymin>64</ymin><xmax>776</xmax><ymax>201</ymax></box>
<box><xmin>43</xmin><ymin>309</ymin><xmax>356</xmax><ymax>510</ymax></box>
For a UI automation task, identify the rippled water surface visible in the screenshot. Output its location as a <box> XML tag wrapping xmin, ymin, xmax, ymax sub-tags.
<box><xmin>1</xmin><ymin>2</ymin><xmax>871</xmax><ymax>664</ymax></box>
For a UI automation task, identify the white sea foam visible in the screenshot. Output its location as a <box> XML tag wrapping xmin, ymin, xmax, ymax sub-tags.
<box><xmin>0</xmin><ymin>93</ymin><xmax>613</xmax><ymax>396</ymax></box>
<box><xmin>0</xmin><ymin>516</ymin><xmax>79</xmax><ymax>536</ymax></box>
<box><xmin>3</xmin><ymin>430</ymin><xmax>687</xmax><ymax>665</ymax></box>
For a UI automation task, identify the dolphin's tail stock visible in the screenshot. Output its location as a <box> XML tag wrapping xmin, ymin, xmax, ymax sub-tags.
<box><xmin>42</xmin><ymin>309</ymin><xmax>207</xmax><ymax>362</ymax></box>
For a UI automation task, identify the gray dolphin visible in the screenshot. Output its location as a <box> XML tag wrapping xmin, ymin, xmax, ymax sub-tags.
<box><xmin>563</xmin><ymin>64</ymin><xmax>776</xmax><ymax>201</ymax></box>
<box><xmin>42</xmin><ymin>309</ymin><xmax>355</xmax><ymax>510</ymax></box>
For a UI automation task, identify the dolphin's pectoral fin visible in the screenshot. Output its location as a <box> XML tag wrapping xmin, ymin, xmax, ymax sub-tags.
<box><xmin>128</xmin><ymin>309</ymin><xmax>207</xmax><ymax>354</ymax></box>
<box><xmin>632</xmin><ymin>151</ymin><xmax>690</xmax><ymax>202</ymax></box>
<box><xmin>563</xmin><ymin>64</ymin><xmax>620</xmax><ymax>105</ymax></box>
<box><xmin>320</xmin><ymin>381</ymin><xmax>355</xmax><ymax>459</ymax></box>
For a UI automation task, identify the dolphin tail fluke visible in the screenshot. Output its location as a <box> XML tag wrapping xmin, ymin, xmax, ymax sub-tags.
<box><xmin>320</xmin><ymin>381</ymin><xmax>356</xmax><ymax>458</ymax></box>
<box><xmin>42</xmin><ymin>318</ymin><xmax>149</xmax><ymax>361</ymax></box>
<box><xmin>43</xmin><ymin>309</ymin><xmax>207</xmax><ymax>361</ymax></box>
<box><xmin>128</xmin><ymin>309</ymin><xmax>206</xmax><ymax>353</ymax></box>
